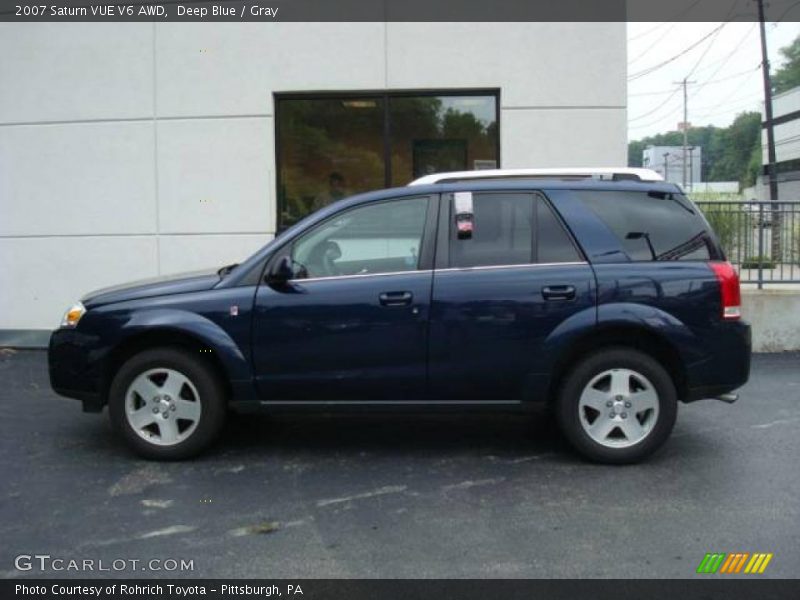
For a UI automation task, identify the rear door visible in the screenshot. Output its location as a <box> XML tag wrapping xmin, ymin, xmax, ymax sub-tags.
<box><xmin>428</xmin><ymin>190</ymin><xmax>596</xmax><ymax>400</ymax></box>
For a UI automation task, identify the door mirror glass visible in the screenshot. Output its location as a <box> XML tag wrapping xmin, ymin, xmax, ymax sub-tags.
<box><xmin>453</xmin><ymin>192</ymin><xmax>474</xmax><ymax>240</ymax></box>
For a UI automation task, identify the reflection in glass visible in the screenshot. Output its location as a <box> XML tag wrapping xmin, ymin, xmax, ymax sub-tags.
<box><xmin>276</xmin><ymin>93</ymin><xmax>499</xmax><ymax>230</ymax></box>
<box><xmin>277</xmin><ymin>97</ymin><xmax>385</xmax><ymax>229</ymax></box>
<box><xmin>390</xmin><ymin>95</ymin><xmax>498</xmax><ymax>186</ymax></box>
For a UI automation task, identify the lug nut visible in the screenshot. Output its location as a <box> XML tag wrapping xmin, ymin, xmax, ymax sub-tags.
<box><xmin>163</xmin><ymin>413</ymin><xmax>169</xmax><ymax>419</ymax></box>
<box><xmin>625</xmin><ymin>401</ymin><xmax>631</xmax><ymax>408</ymax></box>
<box><xmin>615</xmin><ymin>395</ymin><xmax>623</xmax><ymax>401</ymax></box>
<box><xmin>621</xmin><ymin>412</ymin><xmax>628</xmax><ymax>419</ymax></box>
<box><xmin>609</xmin><ymin>412</ymin><xmax>616</xmax><ymax>418</ymax></box>
<box><xmin>606</xmin><ymin>400</ymin><xmax>613</xmax><ymax>407</ymax></box>
<box><xmin>170</xmin><ymin>404</ymin><xmax>176</xmax><ymax>411</ymax></box>
<box><xmin>152</xmin><ymin>407</ymin><xmax>159</xmax><ymax>413</ymax></box>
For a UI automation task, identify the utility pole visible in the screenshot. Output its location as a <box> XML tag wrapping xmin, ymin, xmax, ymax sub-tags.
<box><xmin>688</xmin><ymin>146</ymin><xmax>696</xmax><ymax>192</ymax></box>
<box><xmin>756</xmin><ymin>0</ymin><xmax>781</xmax><ymax>260</ymax></box>
<box><xmin>663</xmin><ymin>152</ymin><xmax>670</xmax><ymax>183</ymax></box>
<box><xmin>673</xmin><ymin>78</ymin><xmax>696</xmax><ymax>189</ymax></box>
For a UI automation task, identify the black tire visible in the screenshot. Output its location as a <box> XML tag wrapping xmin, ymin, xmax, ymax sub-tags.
<box><xmin>555</xmin><ymin>347</ymin><xmax>678</xmax><ymax>464</ymax></box>
<box><xmin>108</xmin><ymin>347</ymin><xmax>227</xmax><ymax>460</ymax></box>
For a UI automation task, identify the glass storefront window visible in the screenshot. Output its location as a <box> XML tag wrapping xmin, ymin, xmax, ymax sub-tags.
<box><xmin>276</xmin><ymin>91</ymin><xmax>498</xmax><ymax>230</ymax></box>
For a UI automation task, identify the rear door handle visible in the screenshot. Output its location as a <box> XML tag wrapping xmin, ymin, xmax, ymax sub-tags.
<box><xmin>379</xmin><ymin>291</ymin><xmax>413</xmax><ymax>307</ymax></box>
<box><xmin>542</xmin><ymin>285</ymin><xmax>576</xmax><ymax>301</ymax></box>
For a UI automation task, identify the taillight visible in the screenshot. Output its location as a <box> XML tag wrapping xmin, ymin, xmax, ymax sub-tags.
<box><xmin>708</xmin><ymin>261</ymin><xmax>741</xmax><ymax>320</ymax></box>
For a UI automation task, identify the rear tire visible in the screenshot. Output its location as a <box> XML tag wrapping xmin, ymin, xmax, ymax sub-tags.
<box><xmin>108</xmin><ymin>347</ymin><xmax>227</xmax><ymax>460</ymax></box>
<box><xmin>555</xmin><ymin>348</ymin><xmax>677</xmax><ymax>464</ymax></box>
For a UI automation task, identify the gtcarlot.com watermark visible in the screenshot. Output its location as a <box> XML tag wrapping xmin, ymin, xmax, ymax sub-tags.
<box><xmin>14</xmin><ymin>553</ymin><xmax>194</xmax><ymax>573</ymax></box>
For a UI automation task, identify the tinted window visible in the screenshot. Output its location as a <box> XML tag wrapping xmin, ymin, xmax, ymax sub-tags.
<box><xmin>291</xmin><ymin>197</ymin><xmax>428</xmax><ymax>279</ymax></box>
<box><xmin>449</xmin><ymin>193</ymin><xmax>533</xmax><ymax>268</ymax></box>
<box><xmin>275</xmin><ymin>92</ymin><xmax>499</xmax><ymax>229</ymax></box>
<box><xmin>537</xmin><ymin>199</ymin><xmax>582</xmax><ymax>263</ymax></box>
<box><xmin>573</xmin><ymin>190</ymin><xmax>714</xmax><ymax>261</ymax></box>
<box><xmin>448</xmin><ymin>193</ymin><xmax>580</xmax><ymax>268</ymax></box>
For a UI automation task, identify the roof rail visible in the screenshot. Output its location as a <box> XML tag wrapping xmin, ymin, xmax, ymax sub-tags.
<box><xmin>408</xmin><ymin>168</ymin><xmax>664</xmax><ymax>186</ymax></box>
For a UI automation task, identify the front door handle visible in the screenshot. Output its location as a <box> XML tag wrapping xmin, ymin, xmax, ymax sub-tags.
<box><xmin>542</xmin><ymin>285</ymin><xmax>576</xmax><ymax>301</ymax></box>
<box><xmin>379</xmin><ymin>291</ymin><xmax>413</xmax><ymax>307</ymax></box>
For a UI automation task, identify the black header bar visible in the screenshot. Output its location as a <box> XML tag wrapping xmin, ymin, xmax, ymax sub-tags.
<box><xmin>1</xmin><ymin>0</ymin><xmax>799</xmax><ymax>22</ymax></box>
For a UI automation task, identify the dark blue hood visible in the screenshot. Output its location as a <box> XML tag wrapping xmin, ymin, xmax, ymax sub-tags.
<box><xmin>81</xmin><ymin>270</ymin><xmax>221</xmax><ymax>308</ymax></box>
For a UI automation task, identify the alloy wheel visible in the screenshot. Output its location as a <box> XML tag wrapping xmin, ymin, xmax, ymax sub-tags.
<box><xmin>124</xmin><ymin>368</ymin><xmax>202</xmax><ymax>446</ymax></box>
<box><xmin>577</xmin><ymin>368</ymin><xmax>660</xmax><ymax>448</ymax></box>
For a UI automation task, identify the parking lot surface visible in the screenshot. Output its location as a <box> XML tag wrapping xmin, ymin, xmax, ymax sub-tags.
<box><xmin>1</xmin><ymin>350</ymin><xmax>798</xmax><ymax>579</ymax></box>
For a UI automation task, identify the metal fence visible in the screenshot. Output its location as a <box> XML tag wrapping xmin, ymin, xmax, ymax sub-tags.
<box><xmin>695</xmin><ymin>201</ymin><xmax>800</xmax><ymax>287</ymax></box>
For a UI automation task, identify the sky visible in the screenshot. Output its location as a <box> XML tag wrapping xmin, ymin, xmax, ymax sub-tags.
<box><xmin>627</xmin><ymin>21</ymin><xmax>799</xmax><ymax>141</ymax></box>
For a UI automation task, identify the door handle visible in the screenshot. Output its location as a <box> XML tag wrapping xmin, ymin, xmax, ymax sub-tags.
<box><xmin>542</xmin><ymin>285</ymin><xmax>576</xmax><ymax>301</ymax></box>
<box><xmin>379</xmin><ymin>291</ymin><xmax>413</xmax><ymax>307</ymax></box>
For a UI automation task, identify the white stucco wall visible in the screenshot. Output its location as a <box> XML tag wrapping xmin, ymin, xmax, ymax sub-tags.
<box><xmin>0</xmin><ymin>22</ymin><xmax>627</xmax><ymax>334</ymax></box>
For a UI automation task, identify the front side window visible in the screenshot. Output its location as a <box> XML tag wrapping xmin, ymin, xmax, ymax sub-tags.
<box><xmin>448</xmin><ymin>193</ymin><xmax>581</xmax><ymax>268</ymax></box>
<box><xmin>572</xmin><ymin>190</ymin><xmax>715</xmax><ymax>261</ymax></box>
<box><xmin>290</xmin><ymin>197</ymin><xmax>428</xmax><ymax>279</ymax></box>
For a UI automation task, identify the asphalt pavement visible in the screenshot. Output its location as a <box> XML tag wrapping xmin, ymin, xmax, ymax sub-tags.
<box><xmin>1</xmin><ymin>349</ymin><xmax>798</xmax><ymax>579</ymax></box>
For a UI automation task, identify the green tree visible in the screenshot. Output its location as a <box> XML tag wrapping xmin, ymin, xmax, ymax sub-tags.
<box><xmin>628</xmin><ymin>113</ymin><xmax>761</xmax><ymax>188</ymax></box>
<box><xmin>773</xmin><ymin>35</ymin><xmax>800</xmax><ymax>94</ymax></box>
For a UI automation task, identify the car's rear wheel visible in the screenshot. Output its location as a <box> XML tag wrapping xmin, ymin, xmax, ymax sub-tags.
<box><xmin>108</xmin><ymin>347</ymin><xmax>226</xmax><ymax>460</ymax></box>
<box><xmin>555</xmin><ymin>348</ymin><xmax>677</xmax><ymax>464</ymax></box>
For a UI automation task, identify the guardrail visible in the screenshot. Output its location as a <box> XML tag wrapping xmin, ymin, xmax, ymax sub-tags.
<box><xmin>695</xmin><ymin>201</ymin><xmax>800</xmax><ymax>288</ymax></box>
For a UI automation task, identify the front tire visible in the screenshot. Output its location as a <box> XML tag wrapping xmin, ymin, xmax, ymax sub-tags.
<box><xmin>109</xmin><ymin>347</ymin><xmax>227</xmax><ymax>460</ymax></box>
<box><xmin>555</xmin><ymin>348</ymin><xmax>677</xmax><ymax>464</ymax></box>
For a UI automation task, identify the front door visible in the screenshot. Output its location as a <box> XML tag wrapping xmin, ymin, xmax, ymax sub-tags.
<box><xmin>252</xmin><ymin>195</ymin><xmax>435</xmax><ymax>401</ymax></box>
<box><xmin>429</xmin><ymin>191</ymin><xmax>597</xmax><ymax>400</ymax></box>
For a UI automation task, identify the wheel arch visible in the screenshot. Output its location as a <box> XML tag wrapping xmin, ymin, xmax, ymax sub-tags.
<box><xmin>547</xmin><ymin>324</ymin><xmax>688</xmax><ymax>404</ymax></box>
<box><xmin>102</xmin><ymin>328</ymin><xmax>235</xmax><ymax>404</ymax></box>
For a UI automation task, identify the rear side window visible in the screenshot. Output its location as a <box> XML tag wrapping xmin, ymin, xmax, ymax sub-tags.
<box><xmin>572</xmin><ymin>190</ymin><xmax>715</xmax><ymax>261</ymax></box>
<box><xmin>448</xmin><ymin>192</ymin><xmax>581</xmax><ymax>268</ymax></box>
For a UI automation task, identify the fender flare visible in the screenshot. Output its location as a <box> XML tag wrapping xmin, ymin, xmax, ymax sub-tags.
<box><xmin>112</xmin><ymin>308</ymin><xmax>252</xmax><ymax>382</ymax></box>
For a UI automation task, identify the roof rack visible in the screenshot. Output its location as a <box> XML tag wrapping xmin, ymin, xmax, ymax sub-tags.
<box><xmin>408</xmin><ymin>168</ymin><xmax>664</xmax><ymax>186</ymax></box>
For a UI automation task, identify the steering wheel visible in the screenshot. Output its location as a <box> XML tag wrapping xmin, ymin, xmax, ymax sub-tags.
<box><xmin>309</xmin><ymin>240</ymin><xmax>342</xmax><ymax>277</ymax></box>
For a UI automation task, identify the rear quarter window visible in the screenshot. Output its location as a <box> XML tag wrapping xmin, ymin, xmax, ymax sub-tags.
<box><xmin>572</xmin><ymin>190</ymin><xmax>718</xmax><ymax>261</ymax></box>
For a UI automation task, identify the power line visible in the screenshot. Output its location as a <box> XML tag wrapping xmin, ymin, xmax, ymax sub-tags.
<box><xmin>629</xmin><ymin>66</ymin><xmax>760</xmax><ymax>97</ymax></box>
<box><xmin>626</xmin><ymin>0</ymin><xmax>705</xmax><ymax>42</ymax></box>
<box><xmin>627</xmin><ymin>22</ymin><xmax>672</xmax><ymax>43</ymax></box>
<box><xmin>628</xmin><ymin>23</ymin><xmax>679</xmax><ymax>68</ymax></box>
<box><xmin>628</xmin><ymin>22</ymin><xmax>727</xmax><ymax>81</ymax></box>
<box><xmin>630</xmin><ymin>22</ymin><xmax>726</xmax><ymax>122</ymax></box>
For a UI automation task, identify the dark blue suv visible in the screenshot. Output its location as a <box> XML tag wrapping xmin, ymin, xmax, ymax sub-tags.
<box><xmin>49</xmin><ymin>170</ymin><xmax>751</xmax><ymax>463</ymax></box>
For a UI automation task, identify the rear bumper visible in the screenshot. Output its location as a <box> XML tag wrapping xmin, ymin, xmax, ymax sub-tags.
<box><xmin>684</xmin><ymin>320</ymin><xmax>752</xmax><ymax>402</ymax></box>
<box><xmin>48</xmin><ymin>328</ymin><xmax>105</xmax><ymax>412</ymax></box>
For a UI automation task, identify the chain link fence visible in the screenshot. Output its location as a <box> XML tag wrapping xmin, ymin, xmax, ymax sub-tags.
<box><xmin>696</xmin><ymin>201</ymin><xmax>800</xmax><ymax>287</ymax></box>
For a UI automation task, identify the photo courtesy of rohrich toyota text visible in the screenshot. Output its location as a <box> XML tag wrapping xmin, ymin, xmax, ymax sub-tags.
<box><xmin>0</xmin><ymin>0</ymin><xmax>798</xmax><ymax>598</ymax></box>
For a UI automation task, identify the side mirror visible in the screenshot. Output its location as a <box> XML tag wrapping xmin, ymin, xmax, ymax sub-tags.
<box><xmin>454</xmin><ymin>191</ymin><xmax>474</xmax><ymax>240</ymax></box>
<box><xmin>267</xmin><ymin>255</ymin><xmax>294</xmax><ymax>283</ymax></box>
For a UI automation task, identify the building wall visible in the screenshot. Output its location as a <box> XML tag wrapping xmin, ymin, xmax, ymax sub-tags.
<box><xmin>0</xmin><ymin>22</ymin><xmax>626</xmax><ymax>336</ymax></box>
<box><xmin>762</xmin><ymin>87</ymin><xmax>800</xmax><ymax>166</ymax></box>
<box><xmin>642</xmin><ymin>145</ymin><xmax>702</xmax><ymax>187</ymax></box>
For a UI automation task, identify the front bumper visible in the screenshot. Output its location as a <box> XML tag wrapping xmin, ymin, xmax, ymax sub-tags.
<box><xmin>48</xmin><ymin>328</ymin><xmax>105</xmax><ymax>412</ymax></box>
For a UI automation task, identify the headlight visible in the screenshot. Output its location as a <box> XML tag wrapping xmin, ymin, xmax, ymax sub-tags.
<box><xmin>60</xmin><ymin>302</ymin><xmax>86</xmax><ymax>328</ymax></box>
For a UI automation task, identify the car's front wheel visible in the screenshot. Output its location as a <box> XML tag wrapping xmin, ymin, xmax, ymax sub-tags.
<box><xmin>555</xmin><ymin>348</ymin><xmax>678</xmax><ymax>464</ymax></box>
<box><xmin>108</xmin><ymin>347</ymin><xmax>226</xmax><ymax>460</ymax></box>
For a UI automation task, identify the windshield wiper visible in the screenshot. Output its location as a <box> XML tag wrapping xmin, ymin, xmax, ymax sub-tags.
<box><xmin>217</xmin><ymin>263</ymin><xmax>239</xmax><ymax>276</ymax></box>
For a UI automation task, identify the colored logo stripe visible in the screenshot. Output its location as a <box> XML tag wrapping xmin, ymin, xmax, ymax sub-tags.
<box><xmin>697</xmin><ymin>553</ymin><xmax>773</xmax><ymax>574</ymax></box>
<box><xmin>719</xmin><ymin>553</ymin><xmax>749</xmax><ymax>573</ymax></box>
<box><xmin>697</xmin><ymin>553</ymin><xmax>726</xmax><ymax>573</ymax></box>
<box><xmin>744</xmin><ymin>553</ymin><xmax>773</xmax><ymax>574</ymax></box>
